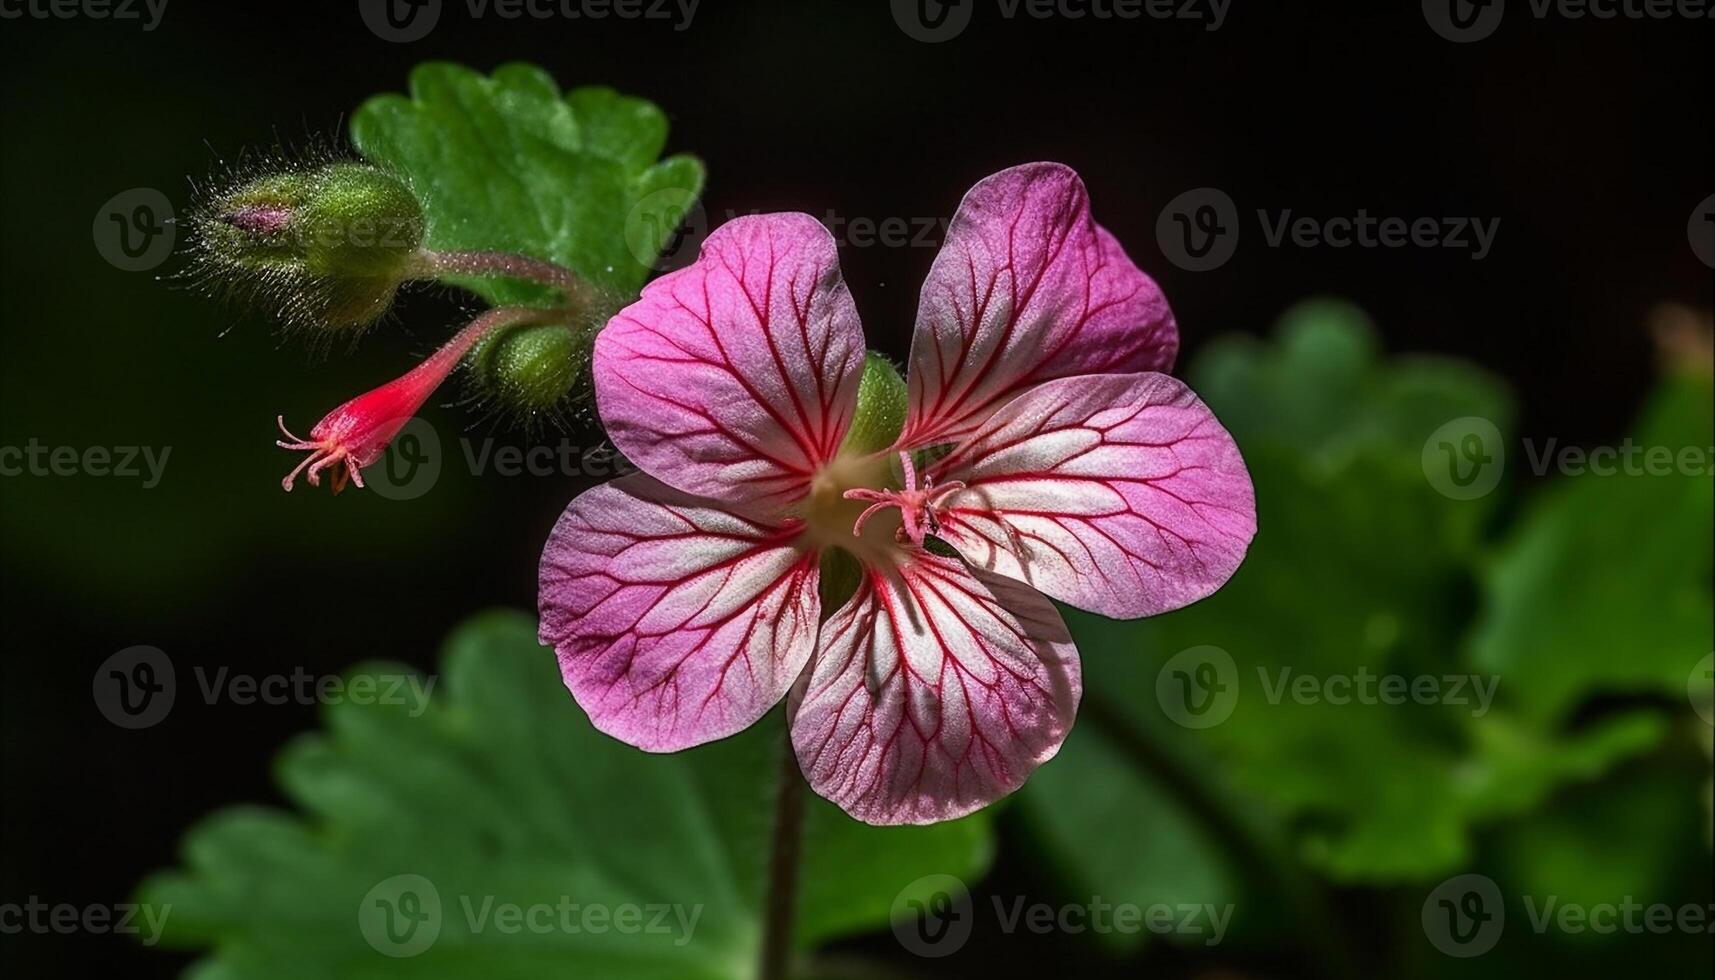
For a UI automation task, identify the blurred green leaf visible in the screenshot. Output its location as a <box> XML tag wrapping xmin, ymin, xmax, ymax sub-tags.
<box><xmin>1014</xmin><ymin>720</ymin><xmax>1237</xmax><ymax>953</ymax></box>
<box><xmin>352</xmin><ymin>63</ymin><xmax>704</xmax><ymax>305</ymax></box>
<box><xmin>1037</xmin><ymin>300</ymin><xmax>1663</xmax><ymax>891</ymax></box>
<box><xmin>139</xmin><ymin>611</ymin><xmax>992</xmax><ymax>977</ymax></box>
<box><xmin>1492</xmin><ymin>758</ymin><xmax>1705</xmax><ymax>912</ymax></box>
<box><xmin>1469</xmin><ymin>369</ymin><xmax>1714</xmax><ymax>727</ymax></box>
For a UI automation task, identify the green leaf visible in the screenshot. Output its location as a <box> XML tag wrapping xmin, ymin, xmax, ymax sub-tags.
<box><xmin>1013</xmin><ymin>720</ymin><xmax>1237</xmax><ymax>953</ymax></box>
<box><xmin>351</xmin><ymin>63</ymin><xmax>704</xmax><ymax>306</ymax></box>
<box><xmin>138</xmin><ymin>611</ymin><xmax>992</xmax><ymax>978</ymax></box>
<box><xmin>1469</xmin><ymin>370</ymin><xmax>1714</xmax><ymax>727</ymax></box>
<box><xmin>1033</xmin><ymin>300</ymin><xmax>1663</xmax><ymax>889</ymax></box>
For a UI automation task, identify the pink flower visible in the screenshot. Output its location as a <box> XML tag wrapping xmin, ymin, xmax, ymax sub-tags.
<box><xmin>539</xmin><ymin>163</ymin><xmax>1256</xmax><ymax>825</ymax></box>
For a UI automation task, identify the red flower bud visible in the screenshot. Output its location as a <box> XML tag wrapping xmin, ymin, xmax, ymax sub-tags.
<box><xmin>277</xmin><ymin>307</ymin><xmax>551</xmax><ymax>492</ymax></box>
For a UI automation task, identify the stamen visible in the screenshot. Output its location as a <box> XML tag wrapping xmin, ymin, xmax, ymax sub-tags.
<box><xmin>275</xmin><ymin>416</ymin><xmax>317</xmax><ymax>450</ymax></box>
<box><xmin>281</xmin><ymin>449</ymin><xmax>323</xmax><ymax>492</ymax></box>
<box><xmin>838</xmin><ymin>454</ymin><xmax>962</xmax><ymax>548</ymax></box>
<box><xmin>896</xmin><ymin>450</ymin><xmax>917</xmax><ymax>492</ymax></box>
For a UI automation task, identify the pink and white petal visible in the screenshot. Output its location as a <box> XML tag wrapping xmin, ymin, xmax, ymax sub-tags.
<box><xmin>594</xmin><ymin>213</ymin><xmax>867</xmax><ymax>509</ymax></box>
<box><xmin>539</xmin><ymin>473</ymin><xmax>822</xmax><ymax>752</ymax></box>
<box><xmin>789</xmin><ymin>553</ymin><xmax>1080</xmax><ymax>825</ymax></box>
<box><xmin>929</xmin><ymin>373</ymin><xmax>1256</xmax><ymax>619</ymax></box>
<box><xmin>901</xmin><ymin>163</ymin><xmax>1177</xmax><ymax>447</ymax></box>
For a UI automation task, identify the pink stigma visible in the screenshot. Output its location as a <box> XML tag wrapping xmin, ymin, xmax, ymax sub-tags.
<box><xmin>223</xmin><ymin>204</ymin><xmax>293</xmax><ymax>236</ymax></box>
<box><xmin>842</xmin><ymin>451</ymin><xmax>966</xmax><ymax>548</ymax></box>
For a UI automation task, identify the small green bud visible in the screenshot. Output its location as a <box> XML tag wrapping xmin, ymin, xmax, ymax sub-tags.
<box><xmin>466</xmin><ymin>321</ymin><xmax>595</xmax><ymax>419</ymax></box>
<box><xmin>192</xmin><ymin>162</ymin><xmax>424</xmax><ymax>331</ymax></box>
<box><xmin>841</xmin><ymin>352</ymin><xmax>907</xmax><ymax>455</ymax></box>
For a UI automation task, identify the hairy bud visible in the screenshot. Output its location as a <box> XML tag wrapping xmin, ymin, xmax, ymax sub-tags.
<box><xmin>192</xmin><ymin>162</ymin><xmax>424</xmax><ymax>331</ymax></box>
<box><xmin>463</xmin><ymin>295</ymin><xmax>619</xmax><ymax>422</ymax></box>
<box><xmin>463</xmin><ymin>322</ymin><xmax>592</xmax><ymax>423</ymax></box>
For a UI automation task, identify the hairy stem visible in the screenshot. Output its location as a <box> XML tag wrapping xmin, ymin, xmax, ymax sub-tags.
<box><xmin>426</xmin><ymin>305</ymin><xmax>564</xmax><ymax>372</ymax></box>
<box><xmin>409</xmin><ymin>249</ymin><xmax>593</xmax><ymax>302</ymax></box>
<box><xmin>758</xmin><ymin>729</ymin><xmax>806</xmax><ymax>980</ymax></box>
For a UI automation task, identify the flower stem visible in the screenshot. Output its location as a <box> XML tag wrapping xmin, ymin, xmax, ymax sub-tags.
<box><xmin>758</xmin><ymin>727</ymin><xmax>806</xmax><ymax>980</ymax></box>
<box><xmin>410</xmin><ymin>305</ymin><xmax>563</xmax><ymax>381</ymax></box>
<box><xmin>409</xmin><ymin>249</ymin><xmax>593</xmax><ymax>303</ymax></box>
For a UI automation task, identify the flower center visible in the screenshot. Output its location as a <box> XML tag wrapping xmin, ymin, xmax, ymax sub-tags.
<box><xmin>805</xmin><ymin>450</ymin><xmax>962</xmax><ymax>555</ymax></box>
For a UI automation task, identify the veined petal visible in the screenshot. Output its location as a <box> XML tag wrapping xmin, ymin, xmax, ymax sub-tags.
<box><xmin>902</xmin><ymin>163</ymin><xmax>1177</xmax><ymax>447</ymax></box>
<box><xmin>539</xmin><ymin>474</ymin><xmax>822</xmax><ymax>752</ymax></box>
<box><xmin>594</xmin><ymin>213</ymin><xmax>867</xmax><ymax>509</ymax></box>
<box><xmin>789</xmin><ymin>553</ymin><xmax>1079</xmax><ymax>825</ymax></box>
<box><xmin>930</xmin><ymin>373</ymin><xmax>1256</xmax><ymax>619</ymax></box>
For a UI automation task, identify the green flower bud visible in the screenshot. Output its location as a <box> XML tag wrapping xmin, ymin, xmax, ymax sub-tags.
<box><xmin>841</xmin><ymin>352</ymin><xmax>907</xmax><ymax>455</ymax></box>
<box><xmin>191</xmin><ymin>162</ymin><xmax>424</xmax><ymax>331</ymax></box>
<box><xmin>466</xmin><ymin>321</ymin><xmax>595</xmax><ymax>419</ymax></box>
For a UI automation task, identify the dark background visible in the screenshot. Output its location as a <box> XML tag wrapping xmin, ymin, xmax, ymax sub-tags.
<box><xmin>1</xmin><ymin>1</ymin><xmax>1709</xmax><ymax>976</ymax></box>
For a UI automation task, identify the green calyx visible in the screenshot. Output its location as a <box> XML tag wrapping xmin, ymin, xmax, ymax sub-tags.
<box><xmin>841</xmin><ymin>352</ymin><xmax>908</xmax><ymax>456</ymax></box>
